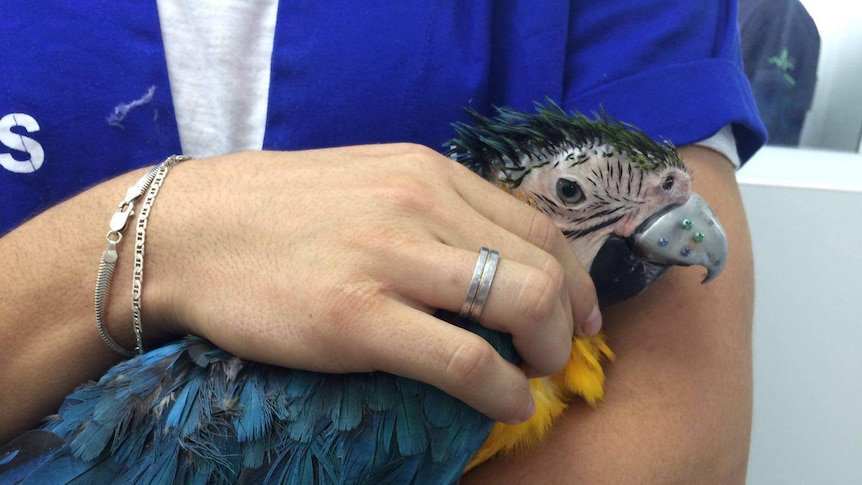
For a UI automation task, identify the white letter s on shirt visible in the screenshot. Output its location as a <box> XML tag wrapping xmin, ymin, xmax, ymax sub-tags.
<box><xmin>0</xmin><ymin>113</ymin><xmax>45</xmax><ymax>174</ymax></box>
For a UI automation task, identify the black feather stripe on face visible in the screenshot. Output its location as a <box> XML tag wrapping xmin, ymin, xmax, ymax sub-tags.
<box><xmin>563</xmin><ymin>214</ymin><xmax>626</xmax><ymax>240</ymax></box>
<box><xmin>445</xmin><ymin>101</ymin><xmax>685</xmax><ymax>189</ymax></box>
<box><xmin>571</xmin><ymin>205</ymin><xmax>626</xmax><ymax>224</ymax></box>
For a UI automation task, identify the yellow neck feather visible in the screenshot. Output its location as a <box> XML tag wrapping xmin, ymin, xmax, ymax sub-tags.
<box><xmin>465</xmin><ymin>333</ymin><xmax>614</xmax><ymax>472</ymax></box>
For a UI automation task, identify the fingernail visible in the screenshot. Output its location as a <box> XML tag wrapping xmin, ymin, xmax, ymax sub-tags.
<box><xmin>578</xmin><ymin>304</ymin><xmax>602</xmax><ymax>337</ymax></box>
<box><xmin>504</xmin><ymin>396</ymin><xmax>536</xmax><ymax>424</ymax></box>
<box><xmin>520</xmin><ymin>398</ymin><xmax>536</xmax><ymax>422</ymax></box>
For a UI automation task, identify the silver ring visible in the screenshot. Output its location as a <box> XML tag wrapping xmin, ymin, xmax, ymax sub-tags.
<box><xmin>459</xmin><ymin>247</ymin><xmax>500</xmax><ymax>321</ymax></box>
<box><xmin>459</xmin><ymin>248</ymin><xmax>489</xmax><ymax>318</ymax></box>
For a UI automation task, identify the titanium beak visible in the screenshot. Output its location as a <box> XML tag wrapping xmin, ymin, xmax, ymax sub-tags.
<box><xmin>631</xmin><ymin>193</ymin><xmax>728</xmax><ymax>283</ymax></box>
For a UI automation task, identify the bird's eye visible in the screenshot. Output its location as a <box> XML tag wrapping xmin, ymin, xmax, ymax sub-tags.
<box><xmin>556</xmin><ymin>179</ymin><xmax>585</xmax><ymax>205</ymax></box>
<box><xmin>662</xmin><ymin>175</ymin><xmax>675</xmax><ymax>191</ymax></box>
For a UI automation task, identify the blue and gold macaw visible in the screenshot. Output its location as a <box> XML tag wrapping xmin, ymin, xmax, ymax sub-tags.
<box><xmin>0</xmin><ymin>103</ymin><xmax>727</xmax><ymax>484</ymax></box>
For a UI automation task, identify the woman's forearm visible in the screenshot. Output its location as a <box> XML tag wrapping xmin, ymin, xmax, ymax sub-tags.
<box><xmin>0</xmin><ymin>166</ymin><xmax>166</xmax><ymax>443</ymax></box>
<box><xmin>2</xmin><ymin>145</ymin><xmax>601</xmax><ymax>445</ymax></box>
<box><xmin>464</xmin><ymin>146</ymin><xmax>755</xmax><ymax>484</ymax></box>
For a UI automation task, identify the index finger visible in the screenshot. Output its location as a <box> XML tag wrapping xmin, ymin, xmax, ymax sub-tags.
<box><xmin>445</xmin><ymin>159</ymin><xmax>602</xmax><ymax>337</ymax></box>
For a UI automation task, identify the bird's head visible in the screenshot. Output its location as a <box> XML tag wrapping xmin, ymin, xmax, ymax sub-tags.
<box><xmin>448</xmin><ymin>103</ymin><xmax>727</xmax><ymax>305</ymax></box>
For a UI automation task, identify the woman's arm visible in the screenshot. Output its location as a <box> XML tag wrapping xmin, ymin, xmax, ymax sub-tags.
<box><xmin>464</xmin><ymin>145</ymin><xmax>754</xmax><ymax>484</ymax></box>
<box><xmin>0</xmin><ymin>165</ymin><xmax>159</xmax><ymax>442</ymax></box>
<box><xmin>0</xmin><ymin>145</ymin><xmax>601</xmax><ymax>444</ymax></box>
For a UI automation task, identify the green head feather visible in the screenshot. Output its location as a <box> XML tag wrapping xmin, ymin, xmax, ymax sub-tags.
<box><xmin>446</xmin><ymin>101</ymin><xmax>685</xmax><ymax>188</ymax></box>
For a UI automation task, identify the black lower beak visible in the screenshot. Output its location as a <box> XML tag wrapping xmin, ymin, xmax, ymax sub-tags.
<box><xmin>589</xmin><ymin>193</ymin><xmax>728</xmax><ymax>307</ymax></box>
<box><xmin>590</xmin><ymin>237</ymin><xmax>669</xmax><ymax>307</ymax></box>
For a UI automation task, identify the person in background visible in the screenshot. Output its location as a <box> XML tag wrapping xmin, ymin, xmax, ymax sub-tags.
<box><xmin>739</xmin><ymin>0</ymin><xmax>820</xmax><ymax>146</ymax></box>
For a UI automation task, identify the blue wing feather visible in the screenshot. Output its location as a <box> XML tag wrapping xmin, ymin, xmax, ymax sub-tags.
<box><xmin>0</xmin><ymin>310</ymin><xmax>513</xmax><ymax>484</ymax></box>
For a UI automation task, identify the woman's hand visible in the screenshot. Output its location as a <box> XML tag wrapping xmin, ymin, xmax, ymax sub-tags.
<box><xmin>0</xmin><ymin>143</ymin><xmax>601</xmax><ymax>442</ymax></box>
<box><xmin>142</xmin><ymin>144</ymin><xmax>601</xmax><ymax>423</ymax></box>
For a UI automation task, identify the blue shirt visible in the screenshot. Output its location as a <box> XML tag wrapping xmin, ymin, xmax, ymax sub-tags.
<box><xmin>0</xmin><ymin>1</ymin><xmax>765</xmax><ymax>235</ymax></box>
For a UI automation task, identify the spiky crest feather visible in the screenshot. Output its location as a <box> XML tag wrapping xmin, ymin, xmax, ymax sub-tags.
<box><xmin>447</xmin><ymin>101</ymin><xmax>684</xmax><ymax>188</ymax></box>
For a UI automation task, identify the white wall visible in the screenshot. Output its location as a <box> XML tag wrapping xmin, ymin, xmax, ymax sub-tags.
<box><xmin>797</xmin><ymin>0</ymin><xmax>862</xmax><ymax>152</ymax></box>
<box><xmin>737</xmin><ymin>146</ymin><xmax>862</xmax><ymax>484</ymax></box>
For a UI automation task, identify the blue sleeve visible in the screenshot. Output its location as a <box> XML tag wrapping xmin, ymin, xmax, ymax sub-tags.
<box><xmin>561</xmin><ymin>0</ymin><xmax>766</xmax><ymax>163</ymax></box>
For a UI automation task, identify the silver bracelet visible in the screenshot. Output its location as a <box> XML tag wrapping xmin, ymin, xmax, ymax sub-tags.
<box><xmin>95</xmin><ymin>155</ymin><xmax>189</xmax><ymax>357</ymax></box>
<box><xmin>131</xmin><ymin>155</ymin><xmax>190</xmax><ymax>355</ymax></box>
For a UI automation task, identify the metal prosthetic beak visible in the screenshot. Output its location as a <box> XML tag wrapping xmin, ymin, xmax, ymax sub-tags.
<box><xmin>631</xmin><ymin>193</ymin><xmax>727</xmax><ymax>283</ymax></box>
<box><xmin>590</xmin><ymin>193</ymin><xmax>728</xmax><ymax>306</ymax></box>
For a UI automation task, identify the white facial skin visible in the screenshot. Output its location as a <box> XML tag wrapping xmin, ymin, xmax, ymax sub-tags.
<box><xmin>514</xmin><ymin>144</ymin><xmax>691</xmax><ymax>268</ymax></box>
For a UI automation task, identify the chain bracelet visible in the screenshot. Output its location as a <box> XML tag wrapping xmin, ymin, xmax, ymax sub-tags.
<box><xmin>95</xmin><ymin>240</ymin><xmax>135</xmax><ymax>357</ymax></box>
<box><xmin>131</xmin><ymin>155</ymin><xmax>191</xmax><ymax>355</ymax></box>
<box><xmin>95</xmin><ymin>156</ymin><xmax>189</xmax><ymax>357</ymax></box>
